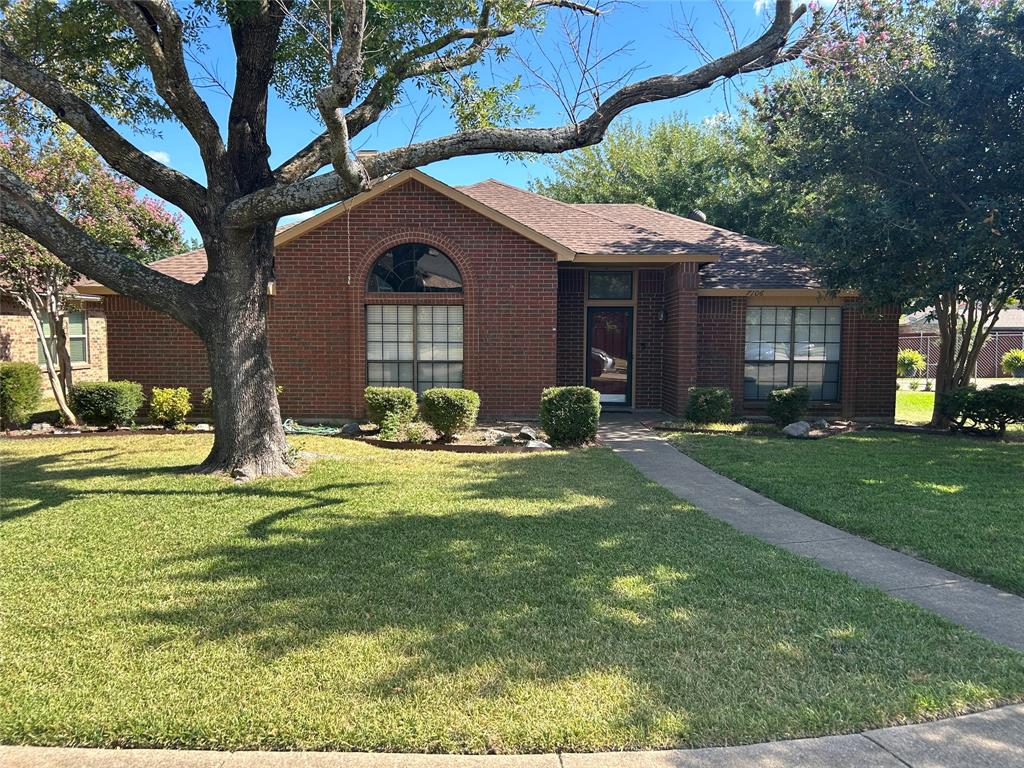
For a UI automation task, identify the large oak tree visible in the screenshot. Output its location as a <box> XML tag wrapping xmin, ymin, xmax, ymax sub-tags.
<box><xmin>1</xmin><ymin>0</ymin><xmax>817</xmax><ymax>477</ymax></box>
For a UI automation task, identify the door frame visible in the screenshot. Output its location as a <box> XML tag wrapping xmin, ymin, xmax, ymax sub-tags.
<box><xmin>586</xmin><ymin>305</ymin><xmax>634</xmax><ymax>408</ymax></box>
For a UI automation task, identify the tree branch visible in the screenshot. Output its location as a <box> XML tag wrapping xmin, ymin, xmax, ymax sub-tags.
<box><xmin>236</xmin><ymin>0</ymin><xmax>806</xmax><ymax>223</ymax></box>
<box><xmin>0</xmin><ymin>42</ymin><xmax>208</xmax><ymax>222</ymax></box>
<box><xmin>103</xmin><ymin>0</ymin><xmax>227</xmax><ymax>184</ymax></box>
<box><xmin>0</xmin><ymin>164</ymin><xmax>206</xmax><ymax>330</ymax></box>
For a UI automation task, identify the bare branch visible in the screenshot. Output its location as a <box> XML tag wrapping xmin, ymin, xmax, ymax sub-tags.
<box><xmin>234</xmin><ymin>0</ymin><xmax>807</xmax><ymax>224</ymax></box>
<box><xmin>0</xmin><ymin>164</ymin><xmax>205</xmax><ymax>329</ymax></box>
<box><xmin>103</xmin><ymin>0</ymin><xmax>227</xmax><ymax>179</ymax></box>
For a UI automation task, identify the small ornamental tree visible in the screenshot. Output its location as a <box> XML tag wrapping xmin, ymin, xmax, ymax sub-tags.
<box><xmin>756</xmin><ymin>0</ymin><xmax>1024</xmax><ymax>426</ymax></box>
<box><xmin>1</xmin><ymin>0</ymin><xmax>821</xmax><ymax>476</ymax></box>
<box><xmin>0</xmin><ymin>128</ymin><xmax>184</xmax><ymax>424</ymax></box>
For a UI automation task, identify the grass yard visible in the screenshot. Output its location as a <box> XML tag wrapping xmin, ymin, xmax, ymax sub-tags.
<box><xmin>2</xmin><ymin>435</ymin><xmax>1023</xmax><ymax>753</ymax></box>
<box><xmin>896</xmin><ymin>390</ymin><xmax>937</xmax><ymax>425</ymax></box>
<box><xmin>672</xmin><ymin>430</ymin><xmax>1024</xmax><ymax>595</ymax></box>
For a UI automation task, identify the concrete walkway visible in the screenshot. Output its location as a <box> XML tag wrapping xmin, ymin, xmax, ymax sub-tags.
<box><xmin>1</xmin><ymin>704</ymin><xmax>1022</xmax><ymax>767</ymax></box>
<box><xmin>599</xmin><ymin>417</ymin><xmax>1024</xmax><ymax>652</ymax></box>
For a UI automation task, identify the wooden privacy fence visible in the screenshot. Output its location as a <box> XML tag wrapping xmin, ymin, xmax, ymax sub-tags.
<box><xmin>897</xmin><ymin>329</ymin><xmax>1024</xmax><ymax>379</ymax></box>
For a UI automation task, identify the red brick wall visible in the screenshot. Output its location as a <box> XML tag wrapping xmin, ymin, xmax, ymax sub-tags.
<box><xmin>696</xmin><ymin>295</ymin><xmax>746</xmax><ymax>411</ymax></box>
<box><xmin>635</xmin><ymin>269</ymin><xmax>665</xmax><ymax>409</ymax></box>
<box><xmin>841</xmin><ymin>301</ymin><xmax>899</xmax><ymax>421</ymax></box>
<box><xmin>105</xmin><ymin>178</ymin><xmax>558</xmax><ymax>419</ymax></box>
<box><xmin>556</xmin><ymin>267</ymin><xmax>585</xmax><ymax>386</ymax></box>
<box><xmin>661</xmin><ymin>263</ymin><xmax>700</xmax><ymax>415</ymax></box>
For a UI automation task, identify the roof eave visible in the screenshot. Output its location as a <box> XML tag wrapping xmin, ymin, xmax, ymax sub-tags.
<box><xmin>567</xmin><ymin>252</ymin><xmax>720</xmax><ymax>264</ymax></box>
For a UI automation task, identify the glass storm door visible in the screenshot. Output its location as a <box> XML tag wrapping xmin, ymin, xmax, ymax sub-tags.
<box><xmin>587</xmin><ymin>307</ymin><xmax>632</xmax><ymax>406</ymax></box>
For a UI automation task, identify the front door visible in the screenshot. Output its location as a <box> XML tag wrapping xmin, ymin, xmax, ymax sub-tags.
<box><xmin>587</xmin><ymin>307</ymin><xmax>632</xmax><ymax>406</ymax></box>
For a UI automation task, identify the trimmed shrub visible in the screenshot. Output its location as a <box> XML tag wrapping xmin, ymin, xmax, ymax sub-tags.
<box><xmin>421</xmin><ymin>388</ymin><xmax>480</xmax><ymax>439</ymax></box>
<box><xmin>0</xmin><ymin>361</ymin><xmax>42</xmax><ymax>428</ymax></box>
<box><xmin>364</xmin><ymin>386</ymin><xmax>417</xmax><ymax>426</ymax></box>
<box><xmin>377</xmin><ymin>411</ymin><xmax>405</xmax><ymax>441</ymax></box>
<box><xmin>897</xmin><ymin>348</ymin><xmax>926</xmax><ymax>378</ymax></box>
<box><xmin>1002</xmin><ymin>348</ymin><xmax>1024</xmax><ymax>377</ymax></box>
<box><xmin>940</xmin><ymin>383</ymin><xmax>1024</xmax><ymax>435</ymax></box>
<box><xmin>149</xmin><ymin>386</ymin><xmax>192</xmax><ymax>427</ymax></box>
<box><xmin>766</xmin><ymin>386</ymin><xmax>810</xmax><ymax>427</ymax></box>
<box><xmin>70</xmin><ymin>380</ymin><xmax>144</xmax><ymax>427</ymax></box>
<box><xmin>684</xmin><ymin>387</ymin><xmax>733</xmax><ymax>425</ymax></box>
<box><xmin>540</xmin><ymin>386</ymin><xmax>600</xmax><ymax>445</ymax></box>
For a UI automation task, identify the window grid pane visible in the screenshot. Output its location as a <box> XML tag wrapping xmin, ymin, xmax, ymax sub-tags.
<box><xmin>744</xmin><ymin>306</ymin><xmax>841</xmax><ymax>401</ymax></box>
<box><xmin>37</xmin><ymin>311</ymin><xmax>88</xmax><ymax>364</ymax></box>
<box><xmin>366</xmin><ymin>305</ymin><xmax>464</xmax><ymax>392</ymax></box>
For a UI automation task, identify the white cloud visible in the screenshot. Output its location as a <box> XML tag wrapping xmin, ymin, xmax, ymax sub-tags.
<box><xmin>753</xmin><ymin>0</ymin><xmax>771</xmax><ymax>14</ymax></box>
<box><xmin>145</xmin><ymin>150</ymin><xmax>171</xmax><ymax>164</ymax></box>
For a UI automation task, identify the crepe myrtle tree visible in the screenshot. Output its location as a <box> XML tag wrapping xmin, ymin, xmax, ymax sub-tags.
<box><xmin>1</xmin><ymin>0</ymin><xmax>819</xmax><ymax>477</ymax></box>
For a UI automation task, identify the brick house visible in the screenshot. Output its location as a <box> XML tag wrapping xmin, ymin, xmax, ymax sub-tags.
<box><xmin>77</xmin><ymin>169</ymin><xmax>898</xmax><ymax>421</ymax></box>
<box><xmin>0</xmin><ymin>295</ymin><xmax>109</xmax><ymax>389</ymax></box>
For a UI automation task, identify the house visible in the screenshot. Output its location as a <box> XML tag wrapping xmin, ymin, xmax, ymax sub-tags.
<box><xmin>899</xmin><ymin>307</ymin><xmax>1024</xmax><ymax>379</ymax></box>
<box><xmin>77</xmin><ymin>170</ymin><xmax>898</xmax><ymax>421</ymax></box>
<box><xmin>0</xmin><ymin>294</ymin><xmax>109</xmax><ymax>389</ymax></box>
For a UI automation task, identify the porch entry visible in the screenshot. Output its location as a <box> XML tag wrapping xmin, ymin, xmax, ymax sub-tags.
<box><xmin>587</xmin><ymin>306</ymin><xmax>632</xmax><ymax>406</ymax></box>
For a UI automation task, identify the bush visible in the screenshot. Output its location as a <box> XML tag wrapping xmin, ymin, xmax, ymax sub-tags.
<box><xmin>70</xmin><ymin>380</ymin><xmax>144</xmax><ymax>427</ymax></box>
<box><xmin>684</xmin><ymin>387</ymin><xmax>733</xmax><ymax>425</ymax></box>
<box><xmin>377</xmin><ymin>411</ymin><xmax>405</xmax><ymax>441</ymax></box>
<box><xmin>1002</xmin><ymin>349</ymin><xmax>1024</xmax><ymax>377</ymax></box>
<box><xmin>364</xmin><ymin>386</ymin><xmax>417</xmax><ymax>426</ymax></box>
<box><xmin>539</xmin><ymin>386</ymin><xmax>600</xmax><ymax>445</ymax></box>
<box><xmin>421</xmin><ymin>388</ymin><xmax>480</xmax><ymax>439</ymax></box>
<box><xmin>897</xmin><ymin>348</ymin><xmax>926</xmax><ymax>378</ymax></box>
<box><xmin>201</xmin><ymin>386</ymin><xmax>214</xmax><ymax>407</ymax></box>
<box><xmin>149</xmin><ymin>386</ymin><xmax>192</xmax><ymax>427</ymax></box>
<box><xmin>940</xmin><ymin>383</ymin><xmax>1024</xmax><ymax>435</ymax></box>
<box><xmin>766</xmin><ymin>386</ymin><xmax>810</xmax><ymax>427</ymax></box>
<box><xmin>0</xmin><ymin>361</ymin><xmax>42</xmax><ymax>428</ymax></box>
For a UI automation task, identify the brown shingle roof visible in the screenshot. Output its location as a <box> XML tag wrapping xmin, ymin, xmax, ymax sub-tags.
<box><xmin>570</xmin><ymin>202</ymin><xmax>820</xmax><ymax>290</ymax></box>
<box><xmin>78</xmin><ymin>173</ymin><xmax>818</xmax><ymax>291</ymax></box>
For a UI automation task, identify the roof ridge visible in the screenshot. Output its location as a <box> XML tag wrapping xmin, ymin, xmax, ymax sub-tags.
<box><xmin>470</xmin><ymin>178</ymin><xmax>632</xmax><ymax>229</ymax></box>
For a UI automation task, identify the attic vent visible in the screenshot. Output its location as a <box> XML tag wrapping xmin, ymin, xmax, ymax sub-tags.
<box><xmin>688</xmin><ymin>209</ymin><xmax>707</xmax><ymax>223</ymax></box>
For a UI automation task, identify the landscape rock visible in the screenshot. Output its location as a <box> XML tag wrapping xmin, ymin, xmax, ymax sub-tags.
<box><xmin>193</xmin><ymin>423</ymin><xmax>213</xmax><ymax>432</ymax></box>
<box><xmin>812</xmin><ymin>418</ymin><xmax>829</xmax><ymax>430</ymax></box>
<box><xmin>782</xmin><ymin>420</ymin><xmax>812</xmax><ymax>438</ymax></box>
<box><xmin>517</xmin><ymin>426</ymin><xmax>538</xmax><ymax>441</ymax></box>
<box><xmin>525</xmin><ymin>439</ymin><xmax>552</xmax><ymax>450</ymax></box>
<box><xmin>30</xmin><ymin>422</ymin><xmax>53</xmax><ymax>433</ymax></box>
<box><xmin>340</xmin><ymin>422</ymin><xmax>362</xmax><ymax>436</ymax></box>
<box><xmin>485</xmin><ymin>429</ymin><xmax>515</xmax><ymax>444</ymax></box>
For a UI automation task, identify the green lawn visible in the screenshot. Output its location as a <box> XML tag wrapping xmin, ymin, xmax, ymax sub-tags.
<box><xmin>672</xmin><ymin>430</ymin><xmax>1024</xmax><ymax>595</ymax></box>
<box><xmin>896</xmin><ymin>390</ymin><xmax>937</xmax><ymax>425</ymax></box>
<box><xmin>2</xmin><ymin>435</ymin><xmax>1022</xmax><ymax>752</ymax></box>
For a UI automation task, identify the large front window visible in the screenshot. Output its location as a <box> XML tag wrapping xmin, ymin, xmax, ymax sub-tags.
<box><xmin>38</xmin><ymin>310</ymin><xmax>88</xmax><ymax>365</ymax></box>
<box><xmin>366</xmin><ymin>305</ymin><xmax>464</xmax><ymax>393</ymax></box>
<box><xmin>744</xmin><ymin>306</ymin><xmax>841</xmax><ymax>401</ymax></box>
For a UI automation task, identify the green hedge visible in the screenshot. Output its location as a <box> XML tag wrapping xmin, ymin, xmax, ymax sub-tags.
<box><xmin>421</xmin><ymin>388</ymin><xmax>480</xmax><ymax>439</ymax></box>
<box><xmin>364</xmin><ymin>386</ymin><xmax>417</xmax><ymax>426</ymax></box>
<box><xmin>0</xmin><ymin>361</ymin><xmax>42</xmax><ymax>428</ymax></box>
<box><xmin>540</xmin><ymin>386</ymin><xmax>600</xmax><ymax>445</ymax></box>
<box><xmin>70</xmin><ymin>381</ymin><xmax>144</xmax><ymax>427</ymax></box>
<box><xmin>149</xmin><ymin>387</ymin><xmax>192</xmax><ymax>427</ymax></box>
<box><xmin>684</xmin><ymin>387</ymin><xmax>733</xmax><ymax>425</ymax></box>
<box><xmin>766</xmin><ymin>386</ymin><xmax>810</xmax><ymax>427</ymax></box>
<box><xmin>940</xmin><ymin>383</ymin><xmax>1024</xmax><ymax>435</ymax></box>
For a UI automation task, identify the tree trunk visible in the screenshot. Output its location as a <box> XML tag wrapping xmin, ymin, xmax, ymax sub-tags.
<box><xmin>23</xmin><ymin>298</ymin><xmax>77</xmax><ymax>425</ymax></box>
<box><xmin>195</xmin><ymin>227</ymin><xmax>292</xmax><ymax>479</ymax></box>
<box><xmin>930</xmin><ymin>294</ymin><xmax>957</xmax><ymax>427</ymax></box>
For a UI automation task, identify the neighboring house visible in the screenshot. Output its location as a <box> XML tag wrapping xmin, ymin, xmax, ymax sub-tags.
<box><xmin>78</xmin><ymin>170</ymin><xmax>898</xmax><ymax>421</ymax></box>
<box><xmin>899</xmin><ymin>308</ymin><xmax>1024</xmax><ymax>378</ymax></box>
<box><xmin>0</xmin><ymin>294</ymin><xmax>109</xmax><ymax>388</ymax></box>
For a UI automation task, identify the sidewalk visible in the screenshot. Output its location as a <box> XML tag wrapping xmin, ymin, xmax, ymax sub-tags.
<box><xmin>1</xmin><ymin>704</ymin><xmax>1021</xmax><ymax>767</ymax></box>
<box><xmin>598</xmin><ymin>418</ymin><xmax>1024</xmax><ymax>652</ymax></box>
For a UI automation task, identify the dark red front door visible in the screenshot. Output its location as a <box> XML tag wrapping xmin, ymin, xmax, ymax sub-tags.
<box><xmin>587</xmin><ymin>307</ymin><xmax>632</xmax><ymax>406</ymax></box>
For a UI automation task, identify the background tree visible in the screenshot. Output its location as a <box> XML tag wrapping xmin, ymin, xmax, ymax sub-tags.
<box><xmin>0</xmin><ymin>127</ymin><xmax>185</xmax><ymax>424</ymax></box>
<box><xmin>1</xmin><ymin>0</ymin><xmax>821</xmax><ymax>477</ymax></box>
<box><xmin>532</xmin><ymin>112</ymin><xmax>800</xmax><ymax>245</ymax></box>
<box><xmin>755</xmin><ymin>0</ymin><xmax>1024</xmax><ymax>425</ymax></box>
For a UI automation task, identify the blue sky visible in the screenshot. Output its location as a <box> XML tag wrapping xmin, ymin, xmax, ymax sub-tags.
<box><xmin>127</xmin><ymin>1</ymin><xmax>797</xmax><ymax>239</ymax></box>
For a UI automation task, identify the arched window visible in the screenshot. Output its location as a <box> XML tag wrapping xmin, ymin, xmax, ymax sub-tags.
<box><xmin>366</xmin><ymin>243</ymin><xmax>463</xmax><ymax>293</ymax></box>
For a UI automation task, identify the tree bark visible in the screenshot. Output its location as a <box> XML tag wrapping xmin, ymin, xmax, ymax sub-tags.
<box><xmin>196</xmin><ymin>228</ymin><xmax>292</xmax><ymax>478</ymax></box>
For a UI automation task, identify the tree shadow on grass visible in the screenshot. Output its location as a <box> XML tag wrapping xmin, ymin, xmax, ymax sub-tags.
<box><xmin>125</xmin><ymin>450</ymin><xmax>1024</xmax><ymax>744</ymax></box>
